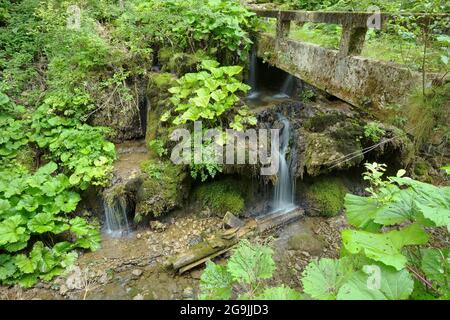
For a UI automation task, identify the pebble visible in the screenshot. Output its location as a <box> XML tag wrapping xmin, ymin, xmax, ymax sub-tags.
<box><xmin>133</xmin><ymin>294</ymin><xmax>144</xmax><ymax>300</ymax></box>
<box><xmin>59</xmin><ymin>284</ymin><xmax>68</xmax><ymax>295</ymax></box>
<box><xmin>132</xmin><ymin>269</ymin><xmax>143</xmax><ymax>277</ymax></box>
<box><xmin>182</xmin><ymin>287</ymin><xmax>194</xmax><ymax>298</ymax></box>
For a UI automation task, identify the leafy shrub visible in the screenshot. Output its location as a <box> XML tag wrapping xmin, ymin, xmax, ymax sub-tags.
<box><xmin>304</xmin><ymin>178</ymin><xmax>348</xmax><ymax>217</ymax></box>
<box><xmin>164</xmin><ymin>59</ymin><xmax>255</xmax><ymax>128</ymax></box>
<box><xmin>200</xmin><ymin>239</ymin><xmax>301</xmax><ymax>300</ymax></box>
<box><xmin>148</xmin><ymin>139</ymin><xmax>168</xmax><ymax>158</ymax></box>
<box><xmin>300</xmin><ymin>163</ymin><xmax>450</xmax><ymax>300</ymax></box>
<box><xmin>363</xmin><ymin>121</ymin><xmax>386</xmax><ymax>143</ymax></box>
<box><xmin>194</xmin><ymin>179</ymin><xmax>245</xmax><ymax>217</ymax></box>
<box><xmin>0</xmin><ymin>162</ymin><xmax>101</xmax><ymax>287</ymax></box>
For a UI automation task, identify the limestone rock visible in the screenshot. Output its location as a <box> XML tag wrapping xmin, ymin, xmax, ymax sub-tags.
<box><xmin>223</xmin><ymin>211</ymin><xmax>245</xmax><ymax>229</ymax></box>
<box><xmin>287</xmin><ymin>233</ymin><xmax>324</xmax><ymax>255</ymax></box>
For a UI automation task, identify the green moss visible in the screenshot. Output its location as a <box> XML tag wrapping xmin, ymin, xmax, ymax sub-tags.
<box><xmin>135</xmin><ymin>160</ymin><xmax>188</xmax><ymax>219</ymax></box>
<box><xmin>145</xmin><ymin>72</ymin><xmax>177</xmax><ymax>148</ymax></box>
<box><xmin>414</xmin><ymin>161</ymin><xmax>430</xmax><ymax>177</ymax></box>
<box><xmin>193</xmin><ymin>179</ymin><xmax>245</xmax><ymax>217</ymax></box>
<box><xmin>158</xmin><ymin>48</ymin><xmax>207</xmax><ymax>76</ymax></box>
<box><xmin>15</xmin><ymin>145</ymin><xmax>36</xmax><ymax>171</ymax></box>
<box><xmin>304</xmin><ymin>112</ymin><xmax>347</xmax><ymax>133</ymax></box>
<box><xmin>304</xmin><ymin>177</ymin><xmax>348</xmax><ymax>217</ymax></box>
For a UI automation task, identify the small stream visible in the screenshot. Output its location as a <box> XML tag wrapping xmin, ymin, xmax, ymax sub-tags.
<box><xmin>272</xmin><ymin>114</ymin><xmax>296</xmax><ymax>214</ymax></box>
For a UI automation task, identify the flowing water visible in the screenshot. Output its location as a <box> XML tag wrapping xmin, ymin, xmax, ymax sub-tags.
<box><xmin>104</xmin><ymin>196</ymin><xmax>131</xmax><ymax>237</ymax></box>
<box><xmin>273</xmin><ymin>75</ymin><xmax>295</xmax><ymax>100</ymax></box>
<box><xmin>247</xmin><ymin>49</ymin><xmax>260</xmax><ymax>100</ymax></box>
<box><xmin>272</xmin><ymin>114</ymin><xmax>296</xmax><ymax>214</ymax></box>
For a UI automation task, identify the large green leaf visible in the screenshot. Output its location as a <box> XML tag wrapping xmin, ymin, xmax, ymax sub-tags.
<box><xmin>342</xmin><ymin>224</ymin><xmax>429</xmax><ymax>270</ymax></box>
<box><xmin>344</xmin><ymin>194</ymin><xmax>380</xmax><ymax>229</ymax></box>
<box><xmin>14</xmin><ymin>254</ymin><xmax>36</xmax><ymax>274</ymax></box>
<box><xmin>337</xmin><ymin>264</ymin><xmax>414</xmax><ymax>300</ymax></box>
<box><xmin>0</xmin><ymin>254</ymin><xmax>17</xmax><ymax>280</ymax></box>
<box><xmin>301</xmin><ymin>257</ymin><xmax>353</xmax><ymax>300</ymax></box>
<box><xmin>420</xmin><ymin>248</ymin><xmax>449</xmax><ymax>294</ymax></box>
<box><xmin>0</xmin><ymin>215</ymin><xmax>27</xmax><ymax>246</ymax></box>
<box><xmin>227</xmin><ymin>239</ymin><xmax>275</xmax><ymax>284</ymax></box>
<box><xmin>392</xmin><ymin>177</ymin><xmax>450</xmax><ymax>231</ymax></box>
<box><xmin>27</xmin><ymin>212</ymin><xmax>56</xmax><ymax>234</ymax></box>
<box><xmin>199</xmin><ymin>261</ymin><xmax>233</xmax><ymax>300</ymax></box>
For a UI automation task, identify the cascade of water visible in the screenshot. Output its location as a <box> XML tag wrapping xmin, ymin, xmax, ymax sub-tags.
<box><xmin>247</xmin><ymin>49</ymin><xmax>260</xmax><ymax>99</ymax></box>
<box><xmin>272</xmin><ymin>114</ymin><xmax>296</xmax><ymax>213</ymax></box>
<box><xmin>104</xmin><ymin>196</ymin><xmax>130</xmax><ymax>237</ymax></box>
<box><xmin>273</xmin><ymin>74</ymin><xmax>294</xmax><ymax>100</ymax></box>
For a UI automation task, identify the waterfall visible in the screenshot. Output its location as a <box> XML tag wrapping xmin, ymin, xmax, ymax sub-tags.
<box><xmin>247</xmin><ymin>49</ymin><xmax>260</xmax><ymax>99</ymax></box>
<box><xmin>103</xmin><ymin>196</ymin><xmax>131</xmax><ymax>237</ymax></box>
<box><xmin>273</xmin><ymin>74</ymin><xmax>294</xmax><ymax>100</ymax></box>
<box><xmin>272</xmin><ymin>114</ymin><xmax>296</xmax><ymax>213</ymax></box>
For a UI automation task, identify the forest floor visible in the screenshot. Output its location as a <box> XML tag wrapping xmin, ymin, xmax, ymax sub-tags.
<box><xmin>0</xmin><ymin>213</ymin><xmax>348</xmax><ymax>300</ymax></box>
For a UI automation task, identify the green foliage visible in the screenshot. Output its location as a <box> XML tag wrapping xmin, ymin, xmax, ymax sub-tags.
<box><xmin>165</xmin><ymin>60</ymin><xmax>253</xmax><ymax>127</ymax></box>
<box><xmin>342</xmin><ymin>224</ymin><xmax>429</xmax><ymax>270</ymax></box>
<box><xmin>0</xmin><ymin>162</ymin><xmax>101</xmax><ymax>287</ymax></box>
<box><xmin>304</xmin><ymin>177</ymin><xmax>348</xmax><ymax>217</ymax></box>
<box><xmin>299</xmin><ymin>88</ymin><xmax>316</xmax><ymax>103</ymax></box>
<box><xmin>200</xmin><ymin>240</ymin><xmax>300</xmax><ymax>300</ymax></box>
<box><xmin>194</xmin><ymin>179</ymin><xmax>245</xmax><ymax>217</ymax></box>
<box><xmin>300</xmin><ymin>163</ymin><xmax>450</xmax><ymax>300</ymax></box>
<box><xmin>301</xmin><ymin>257</ymin><xmax>354</xmax><ymax>300</ymax></box>
<box><xmin>363</xmin><ymin>122</ymin><xmax>386</xmax><ymax>143</ymax></box>
<box><xmin>148</xmin><ymin>139</ymin><xmax>167</xmax><ymax>158</ymax></box>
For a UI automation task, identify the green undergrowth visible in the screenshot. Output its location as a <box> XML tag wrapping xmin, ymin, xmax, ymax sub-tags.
<box><xmin>304</xmin><ymin>177</ymin><xmax>348</xmax><ymax>217</ymax></box>
<box><xmin>193</xmin><ymin>179</ymin><xmax>245</xmax><ymax>217</ymax></box>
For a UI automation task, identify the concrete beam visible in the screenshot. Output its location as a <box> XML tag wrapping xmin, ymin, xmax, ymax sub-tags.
<box><xmin>256</xmin><ymin>34</ymin><xmax>438</xmax><ymax>110</ymax></box>
<box><xmin>253</xmin><ymin>9</ymin><xmax>449</xmax><ymax>29</ymax></box>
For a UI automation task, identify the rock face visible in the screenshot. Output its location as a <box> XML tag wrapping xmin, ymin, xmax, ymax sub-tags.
<box><xmin>90</xmin><ymin>80</ymin><xmax>147</xmax><ymax>142</ymax></box>
<box><xmin>135</xmin><ymin>159</ymin><xmax>190</xmax><ymax>220</ymax></box>
<box><xmin>256</xmin><ymin>99</ymin><xmax>414</xmax><ymax>179</ymax></box>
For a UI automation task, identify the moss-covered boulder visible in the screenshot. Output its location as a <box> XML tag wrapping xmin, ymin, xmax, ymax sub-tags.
<box><xmin>135</xmin><ymin>159</ymin><xmax>189</xmax><ymax>220</ymax></box>
<box><xmin>193</xmin><ymin>179</ymin><xmax>245</xmax><ymax>217</ymax></box>
<box><xmin>158</xmin><ymin>48</ymin><xmax>206</xmax><ymax>76</ymax></box>
<box><xmin>303</xmin><ymin>177</ymin><xmax>348</xmax><ymax>217</ymax></box>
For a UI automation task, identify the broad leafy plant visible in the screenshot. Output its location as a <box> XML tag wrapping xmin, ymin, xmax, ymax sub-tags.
<box><xmin>0</xmin><ymin>162</ymin><xmax>101</xmax><ymax>287</ymax></box>
<box><xmin>199</xmin><ymin>239</ymin><xmax>302</xmax><ymax>300</ymax></box>
<box><xmin>164</xmin><ymin>59</ymin><xmax>255</xmax><ymax>128</ymax></box>
<box><xmin>301</xmin><ymin>163</ymin><xmax>450</xmax><ymax>300</ymax></box>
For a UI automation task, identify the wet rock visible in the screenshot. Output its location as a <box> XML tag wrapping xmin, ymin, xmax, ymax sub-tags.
<box><xmin>223</xmin><ymin>211</ymin><xmax>245</xmax><ymax>229</ymax></box>
<box><xmin>287</xmin><ymin>233</ymin><xmax>324</xmax><ymax>255</ymax></box>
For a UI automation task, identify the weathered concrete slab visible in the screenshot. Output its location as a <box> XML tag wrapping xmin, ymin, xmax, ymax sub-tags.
<box><xmin>257</xmin><ymin>34</ymin><xmax>436</xmax><ymax>109</ymax></box>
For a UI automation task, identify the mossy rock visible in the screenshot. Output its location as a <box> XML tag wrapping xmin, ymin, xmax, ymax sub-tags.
<box><xmin>135</xmin><ymin>160</ymin><xmax>189</xmax><ymax>219</ymax></box>
<box><xmin>304</xmin><ymin>131</ymin><xmax>363</xmax><ymax>176</ymax></box>
<box><xmin>304</xmin><ymin>112</ymin><xmax>347</xmax><ymax>133</ymax></box>
<box><xmin>145</xmin><ymin>72</ymin><xmax>177</xmax><ymax>148</ymax></box>
<box><xmin>287</xmin><ymin>233</ymin><xmax>324</xmax><ymax>255</ymax></box>
<box><xmin>304</xmin><ymin>177</ymin><xmax>348</xmax><ymax>217</ymax></box>
<box><xmin>15</xmin><ymin>145</ymin><xmax>36</xmax><ymax>171</ymax></box>
<box><xmin>193</xmin><ymin>179</ymin><xmax>245</xmax><ymax>217</ymax></box>
<box><xmin>158</xmin><ymin>48</ymin><xmax>207</xmax><ymax>76</ymax></box>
